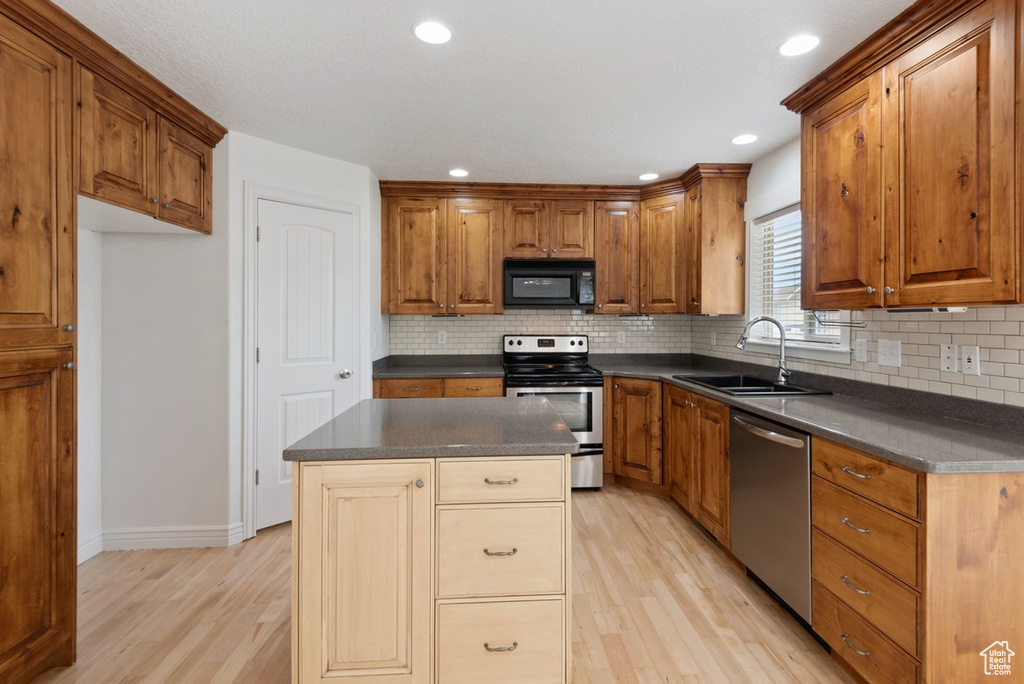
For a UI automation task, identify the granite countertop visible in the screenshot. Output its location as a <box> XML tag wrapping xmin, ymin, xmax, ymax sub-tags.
<box><xmin>283</xmin><ymin>396</ymin><xmax>579</xmax><ymax>461</ymax></box>
<box><xmin>598</xmin><ymin>361</ymin><xmax>1024</xmax><ymax>474</ymax></box>
<box><xmin>373</xmin><ymin>354</ymin><xmax>503</xmax><ymax>379</ymax></box>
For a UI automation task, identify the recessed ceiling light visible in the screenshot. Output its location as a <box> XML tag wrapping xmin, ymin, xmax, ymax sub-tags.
<box><xmin>414</xmin><ymin>21</ymin><xmax>451</xmax><ymax>44</ymax></box>
<box><xmin>639</xmin><ymin>173</ymin><xmax>659</xmax><ymax>181</ymax></box>
<box><xmin>732</xmin><ymin>134</ymin><xmax>758</xmax><ymax>145</ymax></box>
<box><xmin>449</xmin><ymin>168</ymin><xmax>468</xmax><ymax>177</ymax></box>
<box><xmin>780</xmin><ymin>35</ymin><xmax>819</xmax><ymax>56</ymax></box>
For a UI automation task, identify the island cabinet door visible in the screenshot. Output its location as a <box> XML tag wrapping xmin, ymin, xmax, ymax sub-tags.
<box><xmin>294</xmin><ymin>460</ymin><xmax>433</xmax><ymax>684</ymax></box>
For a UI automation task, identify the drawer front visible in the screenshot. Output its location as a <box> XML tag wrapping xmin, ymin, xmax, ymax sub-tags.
<box><xmin>437</xmin><ymin>457</ymin><xmax>565</xmax><ymax>503</ymax></box>
<box><xmin>443</xmin><ymin>377</ymin><xmax>504</xmax><ymax>397</ymax></box>
<box><xmin>812</xmin><ymin>438</ymin><xmax>920</xmax><ymax>519</ymax></box>
<box><xmin>812</xmin><ymin>477</ymin><xmax>920</xmax><ymax>587</ymax></box>
<box><xmin>812</xmin><ymin>529</ymin><xmax>919</xmax><ymax>656</ymax></box>
<box><xmin>376</xmin><ymin>377</ymin><xmax>444</xmax><ymax>398</ymax></box>
<box><xmin>813</xmin><ymin>583</ymin><xmax>918</xmax><ymax>684</ymax></box>
<box><xmin>437</xmin><ymin>504</ymin><xmax>564</xmax><ymax>598</ymax></box>
<box><xmin>437</xmin><ymin>598</ymin><xmax>564</xmax><ymax>684</ymax></box>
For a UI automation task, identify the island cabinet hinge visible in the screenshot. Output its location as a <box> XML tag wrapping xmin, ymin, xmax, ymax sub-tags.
<box><xmin>256</xmin><ymin>226</ymin><xmax>261</xmax><ymax>242</ymax></box>
<box><xmin>255</xmin><ymin>469</ymin><xmax>259</xmax><ymax>486</ymax></box>
<box><xmin>256</xmin><ymin>347</ymin><xmax>261</xmax><ymax>363</ymax></box>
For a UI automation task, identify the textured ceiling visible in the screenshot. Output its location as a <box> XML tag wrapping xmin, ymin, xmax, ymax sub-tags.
<box><xmin>52</xmin><ymin>0</ymin><xmax>914</xmax><ymax>184</ymax></box>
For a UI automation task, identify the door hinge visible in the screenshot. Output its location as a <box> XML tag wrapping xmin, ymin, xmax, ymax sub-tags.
<box><xmin>256</xmin><ymin>347</ymin><xmax>261</xmax><ymax>363</ymax></box>
<box><xmin>256</xmin><ymin>225</ymin><xmax>261</xmax><ymax>242</ymax></box>
<box><xmin>256</xmin><ymin>469</ymin><xmax>260</xmax><ymax>485</ymax></box>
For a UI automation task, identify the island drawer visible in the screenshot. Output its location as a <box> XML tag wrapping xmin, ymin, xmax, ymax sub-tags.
<box><xmin>436</xmin><ymin>504</ymin><xmax>564</xmax><ymax>598</ymax></box>
<box><xmin>812</xmin><ymin>529</ymin><xmax>919</xmax><ymax>656</ymax></box>
<box><xmin>812</xmin><ymin>477</ymin><xmax>920</xmax><ymax>587</ymax></box>
<box><xmin>436</xmin><ymin>598</ymin><xmax>564</xmax><ymax>684</ymax></box>
<box><xmin>812</xmin><ymin>582</ymin><xmax>918</xmax><ymax>684</ymax></box>
<box><xmin>375</xmin><ymin>377</ymin><xmax>444</xmax><ymax>398</ymax></box>
<box><xmin>812</xmin><ymin>438</ymin><xmax>920</xmax><ymax>519</ymax></box>
<box><xmin>437</xmin><ymin>456</ymin><xmax>565</xmax><ymax>503</ymax></box>
<box><xmin>443</xmin><ymin>377</ymin><xmax>504</xmax><ymax>397</ymax></box>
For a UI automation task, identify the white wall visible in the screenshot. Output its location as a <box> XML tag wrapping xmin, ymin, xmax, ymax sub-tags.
<box><xmin>77</xmin><ymin>229</ymin><xmax>103</xmax><ymax>563</ymax></box>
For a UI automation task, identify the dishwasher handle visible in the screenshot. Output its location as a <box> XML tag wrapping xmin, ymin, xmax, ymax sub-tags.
<box><xmin>731</xmin><ymin>415</ymin><xmax>805</xmax><ymax>449</ymax></box>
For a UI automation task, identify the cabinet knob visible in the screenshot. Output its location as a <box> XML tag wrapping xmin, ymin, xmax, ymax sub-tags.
<box><xmin>883</xmin><ymin>287</ymin><xmax>895</xmax><ymax>295</ymax></box>
<box><xmin>541</xmin><ymin>248</ymin><xmax>547</xmax><ymax>253</ymax></box>
<box><xmin>449</xmin><ymin>304</ymin><xmax>455</xmax><ymax>308</ymax></box>
<box><xmin>415</xmin><ymin>479</ymin><xmax>425</xmax><ymax>488</ymax></box>
<box><xmin>162</xmin><ymin>203</ymin><xmax>173</xmax><ymax>209</ymax></box>
<box><xmin>641</xmin><ymin>304</ymin><xmax>646</xmax><ymax>308</ymax></box>
<box><xmin>150</xmin><ymin>197</ymin><xmax>159</xmax><ymax>204</ymax></box>
<box><xmin>865</xmin><ymin>286</ymin><xmax>876</xmax><ymax>294</ymax></box>
<box><xmin>614</xmin><ymin>384</ymin><xmax>620</xmax><ymax>389</ymax></box>
<box><xmin>552</xmin><ymin>248</ymin><xmax>558</xmax><ymax>253</ymax></box>
<box><xmin>63</xmin><ymin>362</ymin><xmax>75</xmax><ymax>370</ymax></box>
<box><xmin>691</xmin><ymin>298</ymin><xmax>699</xmax><ymax>306</ymax></box>
<box><xmin>597</xmin><ymin>304</ymin><xmax>603</xmax><ymax>309</ymax></box>
<box><xmin>438</xmin><ymin>303</ymin><xmax>444</xmax><ymax>308</ymax></box>
<box><xmin>63</xmin><ymin>324</ymin><xmax>75</xmax><ymax>332</ymax></box>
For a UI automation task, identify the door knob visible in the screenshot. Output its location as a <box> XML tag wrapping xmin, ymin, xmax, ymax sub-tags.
<box><xmin>338</xmin><ymin>369</ymin><xmax>353</xmax><ymax>379</ymax></box>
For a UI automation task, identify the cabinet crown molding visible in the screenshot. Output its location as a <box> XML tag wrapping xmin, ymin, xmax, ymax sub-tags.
<box><xmin>781</xmin><ymin>0</ymin><xmax>984</xmax><ymax>113</ymax></box>
<box><xmin>679</xmin><ymin>163</ymin><xmax>752</xmax><ymax>191</ymax></box>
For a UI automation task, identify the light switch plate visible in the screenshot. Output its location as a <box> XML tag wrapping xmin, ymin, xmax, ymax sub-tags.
<box><xmin>617</xmin><ymin>330</ymin><xmax>626</xmax><ymax>344</ymax></box>
<box><xmin>878</xmin><ymin>339</ymin><xmax>902</xmax><ymax>367</ymax></box>
<box><xmin>941</xmin><ymin>344</ymin><xmax>957</xmax><ymax>372</ymax></box>
<box><xmin>854</xmin><ymin>339</ymin><xmax>868</xmax><ymax>363</ymax></box>
<box><xmin>962</xmin><ymin>345</ymin><xmax>981</xmax><ymax>375</ymax></box>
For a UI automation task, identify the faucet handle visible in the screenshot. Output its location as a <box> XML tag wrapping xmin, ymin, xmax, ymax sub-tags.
<box><xmin>778</xmin><ymin>366</ymin><xmax>792</xmax><ymax>384</ymax></box>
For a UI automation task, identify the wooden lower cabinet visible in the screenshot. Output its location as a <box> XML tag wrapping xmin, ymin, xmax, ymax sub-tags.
<box><xmin>662</xmin><ymin>384</ymin><xmax>694</xmax><ymax>513</ymax></box>
<box><xmin>609</xmin><ymin>377</ymin><xmax>662</xmax><ymax>485</ymax></box>
<box><xmin>374</xmin><ymin>376</ymin><xmax>504</xmax><ymax>399</ymax></box>
<box><xmin>691</xmin><ymin>395</ymin><xmax>729</xmax><ymax>547</ymax></box>
<box><xmin>0</xmin><ymin>348</ymin><xmax>76</xmax><ymax>684</ymax></box>
<box><xmin>293</xmin><ymin>455</ymin><xmax>571</xmax><ymax>684</ymax></box>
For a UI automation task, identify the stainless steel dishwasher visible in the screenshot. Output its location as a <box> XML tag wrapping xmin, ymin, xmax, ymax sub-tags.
<box><xmin>729</xmin><ymin>409</ymin><xmax>811</xmax><ymax>622</ymax></box>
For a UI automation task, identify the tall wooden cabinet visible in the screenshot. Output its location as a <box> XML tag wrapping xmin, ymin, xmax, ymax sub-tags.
<box><xmin>787</xmin><ymin>0</ymin><xmax>1020</xmax><ymax>309</ymax></box>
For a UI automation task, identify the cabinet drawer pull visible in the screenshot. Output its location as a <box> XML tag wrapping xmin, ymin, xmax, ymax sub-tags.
<box><xmin>402</xmin><ymin>387</ymin><xmax>420</xmax><ymax>391</ymax></box>
<box><xmin>841</xmin><ymin>517</ymin><xmax>871</xmax><ymax>534</ymax></box>
<box><xmin>484</xmin><ymin>641</ymin><xmax>518</xmax><ymax>652</ymax></box>
<box><xmin>484</xmin><ymin>477</ymin><xmax>518</xmax><ymax>486</ymax></box>
<box><xmin>840</xmin><ymin>574</ymin><xmax>871</xmax><ymax>595</ymax></box>
<box><xmin>483</xmin><ymin>547</ymin><xmax>517</xmax><ymax>557</ymax></box>
<box><xmin>841</xmin><ymin>465</ymin><xmax>871</xmax><ymax>480</ymax></box>
<box><xmin>465</xmin><ymin>386</ymin><xmax>482</xmax><ymax>391</ymax></box>
<box><xmin>840</xmin><ymin>633</ymin><xmax>871</xmax><ymax>657</ymax></box>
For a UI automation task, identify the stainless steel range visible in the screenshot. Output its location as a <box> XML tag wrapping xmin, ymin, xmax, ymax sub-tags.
<box><xmin>503</xmin><ymin>334</ymin><xmax>604</xmax><ymax>488</ymax></box>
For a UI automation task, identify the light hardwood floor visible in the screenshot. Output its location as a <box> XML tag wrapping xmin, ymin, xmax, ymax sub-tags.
<box><xmin>37</xmin><ymin>486</ymin><xmax>852</xmax><ymax>683</ymax></box>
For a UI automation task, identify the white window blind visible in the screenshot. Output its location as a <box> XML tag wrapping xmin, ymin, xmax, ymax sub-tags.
<box><xmin>749</xmin><ymin>205</ymin><xmax>843</xmax><ymax>347</ymax></box>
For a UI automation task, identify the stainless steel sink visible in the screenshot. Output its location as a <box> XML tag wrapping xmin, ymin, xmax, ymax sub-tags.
<box><xmin>673</xmin><ymin>374</ymin><xmax>830</xmax><ymax>397</ymax></box>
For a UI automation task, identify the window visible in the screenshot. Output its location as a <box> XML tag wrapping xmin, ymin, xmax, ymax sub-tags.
<box><xmin>747</xmin><ymin>204</ymin><xmax>851</xmax><ymax>363</ymax></box>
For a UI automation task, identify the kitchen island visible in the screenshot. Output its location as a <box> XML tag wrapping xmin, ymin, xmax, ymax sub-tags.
<box><xmin>284</xmin><ymin>397</ymin><xmax>577</xmax><ymax>684</ymax></box>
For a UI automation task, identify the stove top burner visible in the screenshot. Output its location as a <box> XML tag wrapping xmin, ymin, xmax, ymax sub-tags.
<box><xmin>502</xmin><ymin>334</ymin><xmax>603</xmax><ymax>387</ymax></box>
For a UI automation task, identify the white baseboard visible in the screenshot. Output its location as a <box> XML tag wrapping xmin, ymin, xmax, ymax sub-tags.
<box><xmin>78</xmin><ymin>530</ymin><xmax>104</xmax><ymax>565</ymax></box>
<box><xmin>102</xmin><ymin>523</ymin><xmax>246</xmax><ymax>552</ymax></box>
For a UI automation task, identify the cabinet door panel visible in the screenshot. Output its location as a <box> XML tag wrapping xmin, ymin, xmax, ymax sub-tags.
<box><xmin>504</xmin><ymin>200</ymin><xmax>548</xmax><ymax>258</ymax></box>
<box><xmin>663</xmin><ymin>385</ymin><xmax>693</xmax><ymax>513</ymax></box>
<box><xmin>0</xmin><ymin>348</ymin><xmax>75</xmax><ymax>682</ymax></box>
<box><xmin>611</xmin><ymin>378</ymin><xmax>662</xmax><ymax>484</ymax></box>
<box><xmin>594</xmin><ymin>201</ymin><xmax>639</xmax><ymax>314</ymax></box>
<box><xmin>157</xmin><ymin>117</ymin><xmax>213</xmax><ymax>233</ymax></box>
<box><xmin>640</xmin><ymin>194</ymin><xmax>685</xmax><ymax>313</ymax></box>
<box><xmin>802</xmin><ymin>74</ymin><xmax>883</xmax><ymax>310</ymax></box>
<box><xmin>296</xmin><ymin>461</ymin><xmax>432</xmax><ymax>683</ymax></box>
<box><xmin>0</xmin><ymin>16</ymin><xmax>74</xmax><ymax>351</ymax></box>
<box><xmin>388</xmin><ymin>198</ymin><xmax>446</xmax><ymax>313</ymax></box>
<box><xmin>883</xmin><ymin>2</ymin><xmax>1015</xmax><ymax>306</ymax></box>
<box><xmin>549</xmin><ymin>200</ymin><xmax>593</xmax><ymax>258</ymax></box>
<box><xmin>448</xmin><ymin>198</ymin><xmax>502</xmax><ymax>314</ymax></box>
<box><xmin>693</xmin><ymin>397</ymin><xmax>729</xmax><ymax>546</ymax></box>
<box><xmin>79</xmin><ymin>68</ymin><xmax>157</xmax><ymax>214</ymax></box>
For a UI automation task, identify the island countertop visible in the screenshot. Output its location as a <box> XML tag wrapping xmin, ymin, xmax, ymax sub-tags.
<box><xmin>283</xmin><ymin>396</ymin><xmax>580</xmax><ymax>461</ymax></box>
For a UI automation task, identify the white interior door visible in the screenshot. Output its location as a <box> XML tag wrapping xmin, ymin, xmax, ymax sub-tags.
<box><xmin>256</xmin><ymin>199</ymin><xmax>360</xmax><ymax>529</ymax></box>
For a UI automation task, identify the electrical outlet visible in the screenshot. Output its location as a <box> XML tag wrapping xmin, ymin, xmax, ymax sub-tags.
<box><xmin>617</xmin><ymin>330</ymin><xmax>626</xmax><ymax>344</ymax></box>
<box><xmin>711</xmin><ymin>332</ymin><xmax>716</xmax><ymax>346</ymax></box>
<box><xmin>854</xmin><ymin>339</ymin><xmax>868</xmax><ymax>363</ymax></box>
<box><xmin>941</xmin><ymin>344</ymin><xmax>957</xmax><ymax>372</ymax></box>
<box><xmin>437</xmin><ymin>330</ymin><xmax>447</xmax><ymax>344</ymax></box>
<box><xmin>878</xmin><ymin>339</ymin><xmax>902</xmax><ymax>367</ymax></box>
<box><xmin>962</xmin><ymin>345</ymin><xmax>981</xmax><ymax>375</ymax></box>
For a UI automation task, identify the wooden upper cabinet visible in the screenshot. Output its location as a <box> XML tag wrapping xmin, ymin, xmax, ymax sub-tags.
<box><xmin>447</xmin><ymin>198</ymin><xmax>503</xmax><ymax>314</ymax></box>
<box><xmin>639</xmin><ymin>193</ymin><xmax>686</xmax><ymax>313</ymax></box>
<box><xmin>681</xmin><ymin>166</ymin><xmax>748</xmax><ymax>314</ymax></box>
<box><xmin>801</xmin><ymin>74</ymin><xmax>884</xmax><ymax>310</ymax></box>
<box><xmin>882</xmin><ymin>0</ymin><xmax>1015</xmax><ymax>307</ymax></box>
<box><xmin>0</xmin><ymin>15</ymin><xmax>74</xmax><ymax>353</ymax></box>
<box><xmin>594</xmin><ymin>200</ymin><xmax>639</xmax><ymax>314</ymax></box>
<box><xmin>504</xmin><ymin>199</ymin><xmax>593</xmax><ymax>259</ymax></box>
<box><xmin>79</xmin><ymin>67</ymin><xmax>214</xmax><ymax>234</ymax></box>
<box><xmin>388</xmin><ymin>197</ymin><xmax>447</xmax><ymax>314</ymax></box>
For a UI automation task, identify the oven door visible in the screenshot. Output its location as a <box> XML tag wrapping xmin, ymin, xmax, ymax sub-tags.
<box><xmin>504</xmin><ymin>385</ymin><xmax>603</xmax><ymax>445</ymax></box>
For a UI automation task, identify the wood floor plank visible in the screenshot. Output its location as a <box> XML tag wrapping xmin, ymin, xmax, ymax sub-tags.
<box><xmin>36</xmin><ymin>488</ymin><xmax>853</xmax><ymax>683</ymax></box>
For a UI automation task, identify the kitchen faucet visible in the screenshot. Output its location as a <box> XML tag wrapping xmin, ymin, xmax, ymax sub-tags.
<box><xmin>736</xmin><ymin>316</ymin><xmax>792</xmax><ymax>384</ymax></box>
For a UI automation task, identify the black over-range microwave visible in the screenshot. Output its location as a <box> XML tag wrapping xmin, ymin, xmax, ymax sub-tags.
<box><xmin>503</xmin><ymin>258</ymin><xmax>595</xmax><ymax>308</ymax></box>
